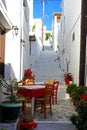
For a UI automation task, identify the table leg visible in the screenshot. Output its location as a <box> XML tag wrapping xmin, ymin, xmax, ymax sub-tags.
<box><xmin>31</xmin><ymin>97</ymin><xmax>35</xmax><ymax>117</ymax></box>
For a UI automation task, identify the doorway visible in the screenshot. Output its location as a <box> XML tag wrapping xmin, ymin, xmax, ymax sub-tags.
<box><xmin>0</xmin><ymin>31</ymin><xmax>5</xmax><ymax>77</ymax></box>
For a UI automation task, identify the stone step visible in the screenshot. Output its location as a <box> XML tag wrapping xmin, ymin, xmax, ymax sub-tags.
<box><xmin>30</xmin><ymin>50</ymin><xmax>61</xmax><ymax>82</ymax></box>
<box><xmin>34</xmin><ymin>122</ymin><xmax>77</xmax><ymax>130</ymax></box>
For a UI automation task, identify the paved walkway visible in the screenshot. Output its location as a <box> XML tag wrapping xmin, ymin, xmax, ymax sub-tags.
<box><xmin>33</xmin><ymin>83</ymin><xmax>77</xmax><ymax>130</ymax></box>
<box><xmin>28</xmin><ymin>45</ymin><xmax>77</xmax><ymax>130</ymax></box>
<box><xmin>34</xmin><ymin>83</ymin><xmax>77</xmax><ymax>122</ymax></box>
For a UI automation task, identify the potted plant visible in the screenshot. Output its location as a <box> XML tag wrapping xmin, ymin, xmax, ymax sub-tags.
<box><xmin>17</xmin><ymin>114</ymin><xmax>37</xmax><ymax>130</ymax></box>
<box><xmin>66</xmin><ymin>83</ymin><xmax>77</xmax><ymax>97</ymax></box>
<box><xmin>64</xmin><ymin>72</ymin><xmax>73</xmax><ymax>84</ymax></box>
<box><xmin>70</xmin><ymin>99</ymin><xmax>87</xmax><ymax>130</ymax></box>
<box><xmin>19</xmin><ymin>68</ymin><xmax>35</xmax><ymax>85</ymax></box>
<box><xmin>0</xmin><ymin>75</ymin><xmax>22</xmax><ymax>123</ymax></box>
<box><xmin>71</xmin><ymin>86</ymin><xmax>87</xmax><ymax>106</ymax></box>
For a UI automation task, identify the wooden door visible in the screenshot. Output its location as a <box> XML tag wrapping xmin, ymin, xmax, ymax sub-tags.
<box><xmin>0</xmin><ymin>32</ymin><xmax>5</xmax><ymax>77</ymax></box>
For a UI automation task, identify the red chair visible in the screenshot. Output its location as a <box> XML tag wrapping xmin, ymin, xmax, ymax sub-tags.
<box><xmin>34</xmin><ymin>84</ymin><xmax>52</xmax><ymax>118</ymax></box>
<box><xmin>52</xmin><ymin>81</ymin><xmax>59</xmax><ymax>105</ymax></box>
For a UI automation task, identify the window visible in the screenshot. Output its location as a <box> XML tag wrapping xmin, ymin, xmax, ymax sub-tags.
<box><xmin>72</xmin><ymin>32</ymin><xmax>75</xmax><ymax>41</ymax></box>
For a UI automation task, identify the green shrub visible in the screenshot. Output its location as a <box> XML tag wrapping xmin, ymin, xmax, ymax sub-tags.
<box><xmin>66</xmin><ymin>83</ymin><xmax>77</xmax><ymax>94</ymax></box>
<box><xmin>70</xmin><ymin>100</ymin><xmax>87</xmax><ymax>130</ymax></box>
<box><xmin>71</xmin><ymin>86</ymin><xmax>87</xmax><ymax>103</ymax></box>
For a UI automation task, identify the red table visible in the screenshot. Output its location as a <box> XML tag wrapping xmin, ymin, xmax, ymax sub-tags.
<box><xmin>17</xmin><ymin>85</ymin><xmax>45</xmax><ymax>116</ymax></box>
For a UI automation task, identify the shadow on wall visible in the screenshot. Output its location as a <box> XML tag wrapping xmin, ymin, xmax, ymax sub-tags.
<box><xmin>5</xmin><ymin>63</ymin><xmax>16</xmax><ymax>80</ymax></box>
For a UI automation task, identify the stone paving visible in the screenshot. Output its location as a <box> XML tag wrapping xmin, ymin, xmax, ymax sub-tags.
<box><xmin>33</xmin><ymin>83</ymin><xmax>77</xmax><ymax>130</ymax></box>
<box><xmin>34</xmin><ymin>83</ymin><xmax>77</xmax><ymax>122</ymax></box>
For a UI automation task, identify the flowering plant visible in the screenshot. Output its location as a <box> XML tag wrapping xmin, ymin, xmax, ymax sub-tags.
<box><xmin>18</xmin><ymin>114</ymin><xmax>37</xmax><ymax>129</ymax></box>
<box><xmin>81</xmin><ymin>94</ymin><xmax>87</xmax><ymax>101</ymax></box>
<box><xmin>64</xmin><ymin>72</ymin><xmax>73</xmax><ymax>81</ymax></box>
<box><xmin>23</xmin><ymin>69</ymin><xmax>35</xmax><ymax>81</ymax></box>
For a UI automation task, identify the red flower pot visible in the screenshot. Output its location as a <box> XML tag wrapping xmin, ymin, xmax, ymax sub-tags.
<box><xmin>17</xmin><ymin>120</ymin><xmax>37</xmax><ymax>130</ymax></box>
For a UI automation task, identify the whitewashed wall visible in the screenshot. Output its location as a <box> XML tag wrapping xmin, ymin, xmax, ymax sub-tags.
<box><xmin>60</xmin><ymin>0</ymin><xmax>81</xmax><ymax>84</ymax></box>
<box><xmin>5</xmin><ymin>0</ymin><xmax>21</xmax><ymax>80</ymax></box>
<box><xmin>4</xmin><ymin>0</ymin><xmax>30</xmax><ymax>81</ymax></box>
<box><xmin>53</xmin><ymin>15</ymin><xmax>60</xmax><ymax>52</ymax></box>
<box><xmin>28</xmin><ymin>19</ymin><xmax>43</xmax><ymax>68</ymax></box>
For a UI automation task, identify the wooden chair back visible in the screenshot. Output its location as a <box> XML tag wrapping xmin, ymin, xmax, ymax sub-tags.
<box><xmin>41</xmin><ymin>84</ymin><xmax>52</xmax><ymax>118</ymax></box>
<box><xmin>44</xmin><ymin>85</ymin><xmax>52</xmax><ymax>103</ymax></box>
<box><xmin>52</xmin><ymin>81</ymin><xmax>59</xmax><ymax>105</ymax></box>
<box><xmin>34</xmin><ymin>84</ymin><xmax>52</xmax><ymax>118</ymax></box>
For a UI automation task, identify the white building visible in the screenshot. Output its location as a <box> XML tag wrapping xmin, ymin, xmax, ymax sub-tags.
<box><xmin>52</xmin><ymin>12</ymin><xmax>61</xmax><ymax>52</ymax></box>
<box><xmin>28</xmin><ymin>18</ymin><xmax>43</xmax><ymax>67</ymax></box>
<box><xmin>0</xmin><ymin>0</ymin><xmax>32</xmax><ymax>81</ymax></box>
<box><xmin>60</xmin><ymin>0</ymin><xmax>87</xmax><ymax>85</ymax></box>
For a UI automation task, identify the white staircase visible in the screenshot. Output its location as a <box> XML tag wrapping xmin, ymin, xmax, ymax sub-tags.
<box><xmin>30</xmin><ymin>50</ymin><xmax>62</xmax><ymax>82</ymax></box>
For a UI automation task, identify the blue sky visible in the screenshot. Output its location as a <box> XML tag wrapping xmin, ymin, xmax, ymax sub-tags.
<box><xmin>33</xmin><ymin>0</ymin><xmax>62</xmax><ymax>30</ymax></box>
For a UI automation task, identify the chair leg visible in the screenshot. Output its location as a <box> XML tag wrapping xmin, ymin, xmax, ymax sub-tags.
<box><xmin>44</xmin><ymin>104</ymin><xmax>47</xmax><ymax>119</ymax></box>
<box><xmin>52</xmin><ymin>95</ymin><xmax>54</xmax><ymax>105</ymax></box>
<box><xmin>50</xmin><ymin>101</ymin><xmax>52</xmax><ymax>116</ymax></box>
<box><xmin>56</xmin><ymin>94</ymin><xmax>57</xmax><ymax>104</ymax></box>
<box><xmin>55</xmin><ymin>92</ymin><xmax>58</xmax><ymax>104</ymax></box>
<box><xmin>22</xmin><ymin>100</ymin><xmax>26</xmax><ymax>115</ymax></box>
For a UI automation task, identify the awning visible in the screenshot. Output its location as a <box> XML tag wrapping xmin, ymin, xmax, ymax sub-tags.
<box><xmin>0</xmin><ymin>1</ymin><xmax>12</xmax><ymax>32</ymax></box>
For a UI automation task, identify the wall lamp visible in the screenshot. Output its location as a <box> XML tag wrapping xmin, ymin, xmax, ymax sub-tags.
<box><xmin>12</xmin><ymin>25</ymin><xmax>19</xmax><ymax>36</ymax></box>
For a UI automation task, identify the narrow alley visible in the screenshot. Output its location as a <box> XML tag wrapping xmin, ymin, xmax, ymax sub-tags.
<box><xmin>28</xmin><ymin>44</ymin><xmax>77</xmax><ymax>130</ymax></box>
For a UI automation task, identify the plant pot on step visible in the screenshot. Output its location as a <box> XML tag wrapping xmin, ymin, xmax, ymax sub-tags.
<box><xmin>17</xmin><ymin>120</ymin><xmax>37</xmax><ymax>130</ymax></box>
<box><xmin>0</xmin><ymin>101</ymin><xmax>22</xmax><ymax>123</ymax></box>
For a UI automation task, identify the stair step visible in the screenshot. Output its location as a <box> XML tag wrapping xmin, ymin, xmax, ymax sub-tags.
<box><xmin>35</xmin><ymin>122</ymin><xmax>77</xmax><ymax>130</ymax></box>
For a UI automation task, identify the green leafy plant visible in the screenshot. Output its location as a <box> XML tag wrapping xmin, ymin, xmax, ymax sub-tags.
<box><xmin>71</xmin><ymin>86</ymin><xmax>87</xmax><ymax>104</ymax></box>
<box><xmin>0</xmin><ymin>128</ymin><xmax>7</xmax><ymax>130</ymax></box>
<box><xmin>70</xmin><ymin>86</ymin><xmax>87</xmax><ymax>130</ymax></box>
<box><xmin>32</xmin><ymin>24</ymin><xmax>36</xmax><ymax>32</ymax></box>
<box><xmin>18</xmin><ymin>114</ymin><xmax>37</xmax><ymax>129</ymax></box>
<box><xmin>70</xmin><ymin>100</ymin><xmax>87</xmax><ymax>130</ymax></box>
<box><xmin>45</xmin><ymin>32</ymin><xmax>52</xmax><ymax>40</ymax></box>
<box><xmin>0</xmin><ymin>75</ymin><xmax>21</xmax><ymax>103</ymax></box>
<box><xmin>66</xmin><ymin>83</ymin><xmax>77</xmax><ymax>96</ymax></box>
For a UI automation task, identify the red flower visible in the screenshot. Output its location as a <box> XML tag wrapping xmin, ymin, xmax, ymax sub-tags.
<box><xmin>23</xmin><ymin>68</ymin><xmax>35</xmax><ymax>80</ymax></box>
<box><xmin>81</xmin><ymin>94</ymin><xmax>87</xmax><ymax>101</ymax></box>
<box><xmin>24</xmin><ymin>69</ymin><xmax>32</xmax><ymax>76</ymax></box>
<box><xmin>64</xmin><ymin>73</ymin><xmax>73</xmax><ymax>81</ymax></box>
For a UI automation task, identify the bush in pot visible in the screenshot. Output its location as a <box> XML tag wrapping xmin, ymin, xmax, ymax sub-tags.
<box><xmin>66</xmin><ymin>83</ymin><xmax>77</xmax><ymax>97</ymax></box>
<box><xmin>0</xmin><ymin>75</ymin><xmax>22</xmax><ymax>123</ymax></box>
<box><xmin>17</xmin><ymin>114</ymin><xmax>37</xmax><ymax>130</ymax></box>
<box><xmin>71</xmin><ymin>86</ymin><xmax>87</xmax><ymax>105</ymax></box>
<box><xmin>70</xmin><ymin>100</ymin><xmax>87</xmax><ymax>130</ymax></box>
